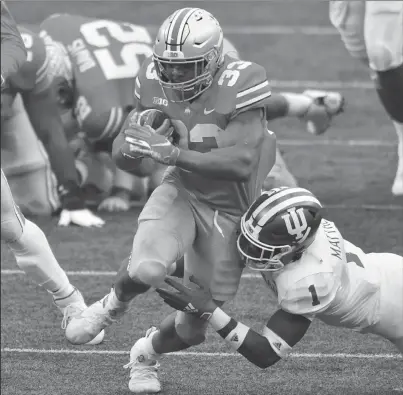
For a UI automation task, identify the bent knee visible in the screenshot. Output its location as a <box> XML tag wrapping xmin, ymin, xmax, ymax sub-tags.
<box><xmin>133</xmin><ymin>260</ymin><xmax>168</xmax><ymax>288</ymax></box>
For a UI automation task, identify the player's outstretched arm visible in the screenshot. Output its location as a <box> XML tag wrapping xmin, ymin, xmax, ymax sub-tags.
<box><xmin>21</xmin><ymin>88</ymin><xmax>104</xmax><ymax>227</ymax></box>
<box><xmin>209</xmin><ymin>308</ymin><xmax>311</xmax><ymax>368</ymax></box>
<box><xmin>22</xmin><ymin>88</ymin><xmax>81</xmax><ymax>197</ymax></box>
<box><xmin>1</xmin><ymin>1</ymin><xmax>27</xmax><ymax>85</ymax></box>
<box><xmin>174</xmin><ymin>108</ymin><xmax>268</xmax><ymax>181</ymax></box>
<box><xmin>157</xmin><ymin>276</ymin><xmax>311</xmax><ymax>369</ymax></box>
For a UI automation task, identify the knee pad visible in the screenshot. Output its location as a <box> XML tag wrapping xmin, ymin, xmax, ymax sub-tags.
<box><xmin>133</xmin><ymin>260</ymin><xmax>168</xmax><ymax>288</ymax></box>
<box><xmin>175</xmin><ymin>312</ymin><xmax>208</xmax><ymax>346</ymax></box>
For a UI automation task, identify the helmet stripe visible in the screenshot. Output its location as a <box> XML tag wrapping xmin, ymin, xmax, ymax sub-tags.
<box><xmin>177</xmin><ymin>8</ymin><xmax>199</xmax><ymax>50</ymax></box>
<box><xmin>255</xmin><ymin>195</ymin><xmax>322</xmax><ymax>233</ymax></box>
<box><xmin>166</xmin><ymin>9</ymin><xmax>187</xmax><ymax>50</ymax></box>
<box><xmin>166</xmin><ymin>8</ymin><xmax>192</xmax><ymax>50</ymax></box>
<box><xmin>252</xmin><ymin>188</ymin><xmax>314</xmax><ymax>219</ymax></box>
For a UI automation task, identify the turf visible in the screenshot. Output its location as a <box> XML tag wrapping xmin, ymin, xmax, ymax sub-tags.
<box><xmin>2</xmin><ymin>1</ymin><xmax>403</xmax><ymax>394</ymax></box>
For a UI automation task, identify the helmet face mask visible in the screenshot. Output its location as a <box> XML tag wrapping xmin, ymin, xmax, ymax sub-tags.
<box><xmin>153</xmin><ymin>8</ymin><xmax>224</xmax><ymax>103</ymax></box>
<box><xmin>238</xmin><ymin>219</ymin><xmax>292</xmax><ymax>272</ymax></box>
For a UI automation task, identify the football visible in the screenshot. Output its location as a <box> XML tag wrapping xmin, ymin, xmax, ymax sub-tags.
<box><xmin>136</xmin><ymin>109</ymin><xmax>171</xmax><ymax>131</ymax></box>
<box><xmin>120</xmin><ymin>109</ymin><xmax>173</xmax><ymax>160</ymax></box>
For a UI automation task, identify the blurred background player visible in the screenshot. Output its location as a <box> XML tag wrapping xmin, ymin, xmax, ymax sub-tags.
<box><xmin>1</xmin><ymin>24</ymin><xmax>104</xmax><ymax>227</ymax></box>
<box><xmin>39</xmin><ymin>13</ymin><xmax>156</xmax><ymax>212</ymax></box>
<box><xmin>157</xmin><ymin>187</ymin><xmax>403</xmax><ymax>380</ymax></box>
<box><xmin>1</xmin><ymin>1</ymin><xmax>104</xmax><ymax>344</ymax></box>
<box><xmin>329</xmin><ymin>0</ymin><xmax>403</xmax><ymax>196</ymax></box>
<box><xmin>38</xmin><ymin>13</ymin><xmax>344</xmax><ymax>212</ymax></box>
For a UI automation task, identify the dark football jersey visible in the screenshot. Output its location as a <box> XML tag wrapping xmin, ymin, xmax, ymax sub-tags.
<box><xmin>1</xmin><ymin>26</ymin><xmax>52</xmax><ymax>118</ymax></box>
<box><xmin>135</xmin><ymin>55</ymin><xmax>275</xmax><ymax>216</ymax></box>
<box><xmin>40</xmin><ymin>14</ymin><xmax>154</xmax><ymax>143</ymax></box>
<box><xmin>1</xmin><ymin>1</ymin><xmax>27</xmax><ymax>83</ymax></box>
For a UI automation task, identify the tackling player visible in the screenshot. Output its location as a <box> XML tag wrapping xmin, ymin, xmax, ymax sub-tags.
<box><xmin>157</xmin><ymin>187</ymin><xmax>403</xmax><ymax>377</ymax></box>
<box><xmin>65</xmin><ymin>7</ymin><xmax>276</xmax><ymax>390</ymax></box>
<box><xmin>39</xmin><ymin>13</ymin><xmax>344</xmax><ymax>210</ymax></box>
<box><xmin>1</xmin><ymin>1</ymin><xmax>104</xmax><ymax>344</ymax></box>
<box><xmin>329</xmin><ymin>1</ymin><xmax>403</xmax><ymax>196</ymax></box>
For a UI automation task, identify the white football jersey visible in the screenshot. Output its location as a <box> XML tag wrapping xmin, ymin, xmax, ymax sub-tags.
<box><xmin>261</xmin><ymin>219</ymin><xmax>401</xmax><ymax>333</ymax></box>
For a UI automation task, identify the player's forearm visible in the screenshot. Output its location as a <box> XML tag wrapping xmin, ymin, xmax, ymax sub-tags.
<box><xmin>209</xmin><ymin>308</ymin><xmax>282</xmax><ymax>369</ymax></box>
<box><xmin>176</xmin><ymin>147</ymin><xmax>256</xmax><ymax>181</ymax></box>
<box><xmin>265</xmin><ymin>93</ymin><xmax>289</xmax><ymax>121</ymax></box>
<box><xmin>25</xmin><ymin>95</ymin><xmax>80</xmax><ymax>186</ymax></box>
<box><xmin>1</xmin><ymin>2</ymin><xmax>27</xmax><ymax>80</ymax></box>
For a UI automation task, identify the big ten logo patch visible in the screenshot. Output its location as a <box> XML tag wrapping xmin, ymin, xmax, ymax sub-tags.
<box><xmin>153</xmin><ymin>97</ymin><xmax>168</xmax><ymax>106</ymax></box>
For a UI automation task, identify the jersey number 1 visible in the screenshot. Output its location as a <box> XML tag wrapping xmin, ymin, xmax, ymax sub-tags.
<box><xmin>308</xmin><ymin>284</ymin><xmax>320</xmax><ymax>306</ymax></box>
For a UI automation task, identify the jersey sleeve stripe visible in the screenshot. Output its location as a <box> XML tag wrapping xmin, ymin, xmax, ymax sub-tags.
<box><xmin>236</xmin><ymin>80</ymin><xmax>269</xmax><ymax>99</ymax></box>
<box><xmin>98</xmin><ymin>107</ymin><xmax>124</xmax><ymax>141</ymax></box>
<box><xmin>134</xmin><ymin>77</ymin><xmax>141</xmax><ymax>100</ymax></box>
<box><xmin>235</xmin><ymin>90</ymin><xmax>272</xmax><ymax>110</ymax></box>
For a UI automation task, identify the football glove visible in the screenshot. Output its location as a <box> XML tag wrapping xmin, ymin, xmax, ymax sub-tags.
<box><xmin>124</xmin><ymin>124</ymin><xmax>180</xmax><ymax>166</ymax></box>
<box><xmin>156</xmin><ymin>276</ymin><xmax>217</xmax><ymax>321</ymax></box>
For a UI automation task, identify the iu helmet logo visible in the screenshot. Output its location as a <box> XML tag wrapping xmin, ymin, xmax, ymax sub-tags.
<box><xmin>281</xmin><ymin>207</ymin><xmax>311</xmax><ymax>242</ymax></box>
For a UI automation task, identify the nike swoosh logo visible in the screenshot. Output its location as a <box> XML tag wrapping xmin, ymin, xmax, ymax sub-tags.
<box><xmin>204</xmin><ymin>108</ymin><xmax>215</xmax><ymax>115</ymax></box>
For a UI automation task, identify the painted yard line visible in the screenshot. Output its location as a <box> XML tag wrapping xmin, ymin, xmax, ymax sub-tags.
<box><xmin>277</xmin><ymin>140</ymin><xmax>393</xmax><ymax>147</ymax></box>
<box><xmin>1</xmin><ymin>348</ymin><xmax>401</xmax><ymax>359</ymax></box>
<box><xmin>144</xmin><ymin>25</ymin><xmax>339</xmax><ymax>36</ymax></box>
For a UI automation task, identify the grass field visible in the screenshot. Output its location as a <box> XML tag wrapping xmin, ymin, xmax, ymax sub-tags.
<box><xmin>2</xmin><ymin>1</ymin><xmax>403</xmax><ymax>394</ymax></box>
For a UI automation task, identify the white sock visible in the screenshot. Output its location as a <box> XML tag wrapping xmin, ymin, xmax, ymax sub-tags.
<box><xmin>145</xmin><ymin>330</ymin><xmax>161</xmax><ymax>359</ymax></box>
<box><xmin>106</xmin><ymin>288</ymin><xmax>131</xmax><ymax>311</ymax></box>
<box><xmin>8</xmin><ymin>219</ymin><xmax>75</xmax><ymax>297</ymax></box>
<box><xmin>280</xmin><ymin>92</ymin><xmax>312</xmax><ymax>117</ymax></box>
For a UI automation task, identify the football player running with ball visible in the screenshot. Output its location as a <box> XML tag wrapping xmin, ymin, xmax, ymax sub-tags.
<box><xmin>65</xmin><ymin>7</ymin><xmax>276</xmax><ymax>392</ymax></box>
<box><xmin>158</xmin><ymin>187</ymin><xmax>403</xmax><ymax>377</ymax></box>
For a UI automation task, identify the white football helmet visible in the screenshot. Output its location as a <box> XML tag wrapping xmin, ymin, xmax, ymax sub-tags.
<box><xmin>238</xmin><ymin>187</ymin><xmax>323</xmax><ymax>271</ymax></box>
<box><xmin>153</xmin><ymin>8</ymin><xmax>224</xmax><ymax>102</ymax></box>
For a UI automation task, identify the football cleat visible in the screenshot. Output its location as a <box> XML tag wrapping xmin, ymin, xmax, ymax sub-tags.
<box><xmin>124</xmin><ymin>327</ymin><xmax>161</xmax><ymax>394</ymax></box>
<box><xmin>300</xmin><ymin>90</ymin><xmax>345</xmax><ymax>135</ymax></box>
<box><xmin>54</xmin><ymin>288</ymin><xmax>105</xmax><ymax>345</ymax></box>
<box><xmin>65</xmin><ymin>290</ymin><xmax>126</xmax><ymax>345</ymax></box>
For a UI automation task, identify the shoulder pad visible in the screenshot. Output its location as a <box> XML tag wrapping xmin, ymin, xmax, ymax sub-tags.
<box><xmin>213</xmin><ymin>57</ymin><xmax>272</xmax><ymax>116</ymax></box>
<box><xmin>276</xmin><ymin>253</ymin><xmax>339</xmax><ymax>316</ymax></box>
